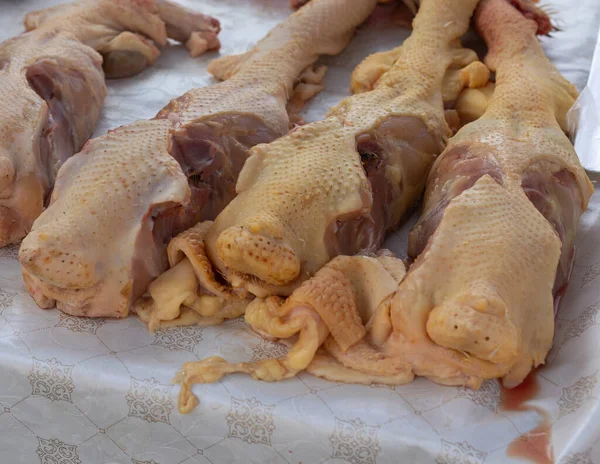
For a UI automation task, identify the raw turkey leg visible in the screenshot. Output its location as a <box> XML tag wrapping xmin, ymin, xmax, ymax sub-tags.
<box><xmin>141</xmin><ymin>0</ymin><xmax>489</xmax><ymax>332</ymax></box>
<box><xmin>172</xmin><ymin>0</ymin><xmax>594</xmax><ymax>411</ymax></box>
<box><xmin>0</xmin><ymin>0</ymin><xmax>220</xmax><ymax>247</ymax></box>
<box><xmin>19</xmin><ymin>0</ymin><xmax>380</xmax><ymax>319</ymax></box>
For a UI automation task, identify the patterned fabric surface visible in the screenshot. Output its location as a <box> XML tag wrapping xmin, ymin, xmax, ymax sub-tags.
<box><xmin>1</xmin><ymin>1</ymin><xmax>599</xmax><ymax>463</ymax></box>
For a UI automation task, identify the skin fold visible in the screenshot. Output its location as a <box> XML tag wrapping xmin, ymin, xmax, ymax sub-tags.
<box><xmin>140</xmin><ymin>0</ymin><xmax>491</xmax><ymax>334</ymax></box>
<box><xmin>0</xmin><ymin>0</ymin><xmax>220</xmax><ymax>247</ymax></box>
<box><xmin>171</xmin><ymin>0</ymin><xmax>594</xmax><ymax>414</ymax></box>
<box><xmin>19</xmin><ymin>0</ymin><xmax>381</xmax><ymax>319</ymax></box>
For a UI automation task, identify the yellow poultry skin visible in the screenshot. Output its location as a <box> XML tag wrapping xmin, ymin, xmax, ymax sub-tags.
<box><xmin>19</xmin><ymin>0</ymin><xmax>381</xmax><ymax>319</ymax></box>
<box><xmin>0</xmin><ymin>0</ymin><xmax>220</xmax><ymax>247</ymax></box>
<box><xmin>165</xmin><ymin>0</ymin><xmax>483</xmax><ymax>413</ymax></box>
<box><xmin>171</xmin><ymin>0</ymin><xmax>593</xmax><ymax>414</ymax></box>
<box><xmin>141</xmin><ymin>0</ymin><xmax>490</xmax><ymax>333</ymax></box>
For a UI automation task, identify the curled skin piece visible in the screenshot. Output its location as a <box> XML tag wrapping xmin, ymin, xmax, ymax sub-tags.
<box><xmin>136</xmin><ymin>222</ymin><xmax>249</xmax><ymax>332</ymax></box>
<box><xmin>175</xmin><ymin>252</ymin><xmax>506</xmax><ymax>410</ymax></box>
<box><xmin>145</xmin><ymin>0</ymin><xmax>490</xmax><ymax>330</ymax></box>
<box><xmin>173</xmin><ymin>0</ymin><xmax>594</xmax><ymax>411</ymax></box>
<box><xmin>20</xmin><ymin>0</ymin><xmax>381</xmax><ymax>319</ymax></box>
<box><xmin>175</xmin><ymin>253</ymin><xmax>410</xmax><ymax>413</ymax></box>
<box><xmin>0</xmin><ymin>0</ymin><xmax>220</xmax><ymax>247</ymax></box>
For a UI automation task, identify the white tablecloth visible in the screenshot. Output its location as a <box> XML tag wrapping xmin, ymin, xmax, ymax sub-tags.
<box><xmin>1</xmin><ymin>1</ymin><xmax>599</xmax><ymax>463</ymax></box>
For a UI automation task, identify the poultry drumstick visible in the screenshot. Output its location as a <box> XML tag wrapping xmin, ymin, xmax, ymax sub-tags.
<box><xmin>0</xmin><ymin>0</ymin><xmax>220</xmax><ymax>247</ymax></box>
<box><xmin>19</xmin><ymin>0</ymin><xmax>380</xmax><ymax>319</ymax></box>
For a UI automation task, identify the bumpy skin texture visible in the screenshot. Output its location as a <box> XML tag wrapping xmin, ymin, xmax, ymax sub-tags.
<box><xmin>172</xmin><ymin>0</ymin><xmax>483</xmax><ymax>412</ymax></box>
<box><xmin>0</xmin><ymin>0</ymin><xmax>220</xmax><ymax>247</ymax></box>
<box><xmin>172</xmin><ymin>0</ymin><xmax>594</xmax><ymax>412</ymax></box>
<box><xmin>19</xmin><ymin>0</ymin><xmax>379</xmax><ymax>319</ymax></box>
<box><xmin>402</xmin><ymin>0</ymin><xmax>592</xmax><ymax>387</ymax></box>
<box><xmin>150</xmin><ymin>0</ymin><xmax>489</xmax><ymax>325</ymax></box>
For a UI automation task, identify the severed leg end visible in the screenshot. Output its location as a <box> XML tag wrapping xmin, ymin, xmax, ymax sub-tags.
<box><xmin>156</xmin><ymin>0</ymin><xmax>221</xmax><ymax>57</ymax></box>
<box><xmin>186</xmin><ymin>31</ymin><xmax>220</xmax><ymax>58</ymax></box>
<box><xmin>100</xmin><ymin>32</ymin><xmax>161</xmax><ymax>79</ymax></box>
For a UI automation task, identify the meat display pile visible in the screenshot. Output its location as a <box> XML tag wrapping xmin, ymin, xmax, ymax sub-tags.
<box><xmin>6</xmin><ymin>0</ymin><xmax>594</xmax><ymax>417</ymax></box>
<box><xmin>170</xmin><ymin>0</ymin><xmax>593</xmax><ymax>412</ymax></box>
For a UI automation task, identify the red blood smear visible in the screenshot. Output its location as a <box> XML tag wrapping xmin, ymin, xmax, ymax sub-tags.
<box><xmin>501</xmin><ymin>374</ymin><xmax>555</xmax><ymax>463</ymax></box>
<box><xmin>507</xmin><ymin>420</ymin><xmax>554</xmax><ymax>464</ymax></box>
<box><xmin>501</xmin><ymin>373</ymin><xmax>540</xmax><ymax>411</ymax></box>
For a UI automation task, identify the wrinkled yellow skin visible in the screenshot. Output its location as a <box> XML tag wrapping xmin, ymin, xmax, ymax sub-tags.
<box><xmin>173</xmin><ymin>0</ymin><xmax>593</xmax><ymax>414</ymax></box>
<box><xmin>0</xmin><ymin>0</ymin><xmax>220</xmax><ymax>247</ymax></box>
<box><xmin>19</xmin><ymin>0</ymin><xmax>377</xmax><ymax>319</ymax></box>
<box><xmin>143</xmin><ymin>0</ymin><xmax>490</xmax><ymax>340</ymax></box>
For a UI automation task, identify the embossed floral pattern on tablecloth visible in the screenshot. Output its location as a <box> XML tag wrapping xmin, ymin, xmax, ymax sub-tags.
<box><xmin>1</xmin><ymin>1</ymin><xmax>600</xmax><ymax>463</ymax></box>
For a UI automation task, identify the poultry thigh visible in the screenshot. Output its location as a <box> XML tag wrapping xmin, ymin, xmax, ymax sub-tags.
<box><xmin>0</xmin><ymin>0</ymin><xmax>220</xmax><ymax>247</ymax></box>
<box><xmin>19</xmin><ymin>0</ymin><xmax>380</xmax><ymax>319</ymax></box>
